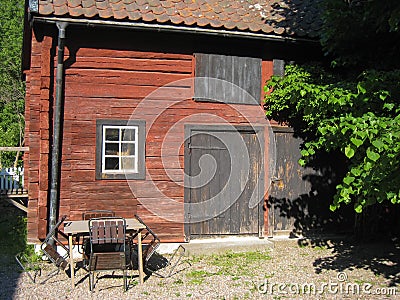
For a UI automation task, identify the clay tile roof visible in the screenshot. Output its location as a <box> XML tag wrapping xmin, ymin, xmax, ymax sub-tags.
<box><xmin>54</xmin><ymin>3</ymin><xmax>69</xmax><ymax>14</ymax></box>
<box><xmin>53</xmin><ymin>0</ymin><xmax>67</xmax><ymax>6</ymax></box>
<box><xmin>67</xmin><ymin>0</ymin><xmax>81</xmax><ymax>8</ymax></box>
<box><xmin>36</xmin><ymin>0</ymin><xmax>323</xmax><ymax>40</ymax></box>
<box><xmin>68</xmin><ymin>5</ymin><xmax>83</xmax><ymax>16</ymax></box>
<box><xmin>96</xmin><ymin>0</ymin><xmax>110</xmax><ymax>10</ymax></box>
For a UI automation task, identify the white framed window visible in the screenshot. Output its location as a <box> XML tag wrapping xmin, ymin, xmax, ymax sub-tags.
<box><xmin>102</xmin><ymin>125</ymin><xmax>138</xmax><ymax>173</ymax></box>
<box><xmin>96</xmin><ymin>120</ymin><xmax>146</xmax><ymax>180</ymax></box>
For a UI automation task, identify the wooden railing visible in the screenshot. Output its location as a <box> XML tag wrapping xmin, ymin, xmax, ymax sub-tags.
<box><xmin>0</xmin><ymin>167</ymin><xmax>26</xmax><ymax>195</ymax></box>
<box><xmin>0</xmin><ymin>167</ymin><xmax>28</xmax><ymax>212</ymax></box>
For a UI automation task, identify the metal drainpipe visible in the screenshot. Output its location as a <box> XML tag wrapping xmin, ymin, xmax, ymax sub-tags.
<box><xmin>48</xmin><ymin>21</ymin><xmax>68</xmax><ymax>243</ymax></box>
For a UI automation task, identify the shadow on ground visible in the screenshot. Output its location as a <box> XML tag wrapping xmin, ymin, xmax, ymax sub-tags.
<box><xmin>299</xmin><ymin>237</ymin><xmax>400</xmax><ymax>287</ymax></box>
<box><xmin>0</xmin><ymin>202</ymin><xmax>26</xmax><ymax>299</ymax></box>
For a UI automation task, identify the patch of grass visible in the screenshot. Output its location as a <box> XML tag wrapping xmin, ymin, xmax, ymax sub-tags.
<box><xmin>249</xmin><ymin>282</ymin><xmax>259</xmax><ymax>293</ymax></box>
<box><xmin>298</xmin><ymin>242</ymin><xmax>308</xmax><ymax>248</ymax></box>
<box><xmin>186</xmin><ymin>269</ymin><xmax>214</xmax><ymax>285</ymax></box>
<box><xmin>129</xmin><ymin>279</ymin><xmax>139</xmax><ymax>287</ymax></box>
<box><xmin>173</xmin><ymin>278</ymin><xmax>184</xmax><ymax>285</ymax></box>
<box><xmin>232</xmin><ymin>282</ymin><xmax>240</xmax><ymax>287</ymax></box>
<box><xmin>264</xmin><ymin>272</ymin><xmax>274</xmax><ymax>279</ymax></box>
<box><xmin>354</xmin><ymin>279</ymin><xmax>371</xmax><ymax>285</ymax></box>
<box><xmin>175</xmin><ymin>292</ymin><xmax>181</xmax><ymax>297</ymax></box>
<box><xmin>189</xmin><ymin>278</ymin><xmax>204</xmax><ymax>285</ymax></box>
<box><xmin>184</xmin><ymin>250</ymin><xmax>272</xmax><ymax>284</ymax></box>
<box><xmin>312</xmin><ymin>245</ymin><xmax>328</xmax><ymax>251</ymax></box>
<box><xmin>212</xmin><ymin>250</ymin><xmax>271</xmax><ymax>263</ymax></box>
<box><xmin>186</xmin><ymin>269</ymin><xmax>214</xmax><ymax>278</ymax></box>
<box><xmin>208</xmin><ymin>250</ymin><xmax>272</xmax><ymax>276</ymax></box>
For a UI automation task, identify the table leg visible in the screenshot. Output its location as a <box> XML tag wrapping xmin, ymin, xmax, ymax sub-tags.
<box><xmin>68</xmin><ymin>235</ymin><xmax>75</xmax><ymax>289</ymax></box>
<box><xmin>137</xmin><ymin>231</ymin><xmax>144</xmax><ymax>284</ymax></box>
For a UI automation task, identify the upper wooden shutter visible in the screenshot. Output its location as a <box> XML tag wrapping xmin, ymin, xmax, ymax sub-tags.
<box><xmin>194</xmin><ymin>53</ymin><xmax>261</xmax><ymax>105</ymax></box>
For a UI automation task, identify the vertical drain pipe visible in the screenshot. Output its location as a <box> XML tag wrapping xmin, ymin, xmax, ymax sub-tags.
<box><xmin>48</xmin><ymin>22</ymin><xmax>68</xmax><ymax>241</ymax></box>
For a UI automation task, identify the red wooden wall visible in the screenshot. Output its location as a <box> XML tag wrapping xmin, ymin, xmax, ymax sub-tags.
<box><xmin>24</xmin><ymin>28</ymin><xmax>273</xmax><ymax>243</ymax></box>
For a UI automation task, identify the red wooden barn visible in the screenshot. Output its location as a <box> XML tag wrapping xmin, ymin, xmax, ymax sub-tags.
<box><xmin>22</xmin><ymin>0</ymin><xmax>323</xmax><ymax>243</ymax></box>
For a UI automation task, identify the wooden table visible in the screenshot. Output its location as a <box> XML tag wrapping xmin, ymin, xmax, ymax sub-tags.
<box><xmin>63</xmin><ymin>218</ymin><xmax>146</xmax><ymax>289</ymax></box>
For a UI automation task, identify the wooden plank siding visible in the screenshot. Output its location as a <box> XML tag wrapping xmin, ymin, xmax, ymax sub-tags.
<box><xmin>25</xmin><ymin>29</ymin><xmax>273</xmax><ymax>243</ymax></box>
<box><xmin>194</xmin><ymin>53</ymin><xmax>262</xmax><ymax>105</ymax></box>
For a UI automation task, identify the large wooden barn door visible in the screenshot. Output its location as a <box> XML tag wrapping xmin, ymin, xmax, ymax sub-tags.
<box><xmin>184</xmin><ymin>127</ymin><xmax>263</xmax><ymax>239</ymax></box>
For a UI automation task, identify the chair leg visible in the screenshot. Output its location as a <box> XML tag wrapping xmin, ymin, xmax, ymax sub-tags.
<box><xmin>15</xmin><ymin>254</ymin><xmax>41</xmax><ymax>283</ymax></box>
<box><xmin>123</xmin><ymin>270</ymin><xmax>127</xmax><ymax>291</ymax></box>
<box><xmin>147</xmin><ymin>245</ymin><xmax>190</xmax><ymax>278</ymax></box>
<box><xmin>89</xmin><ymin>271</ymin><xmax>93</xmax><ymax>291</ymax></box>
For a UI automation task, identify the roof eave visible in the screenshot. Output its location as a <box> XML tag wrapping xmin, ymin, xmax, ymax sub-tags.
<box><xmin>32</xmin><ymin>15</ymin><xmax>319</xmax><ymax>44</ymax></box>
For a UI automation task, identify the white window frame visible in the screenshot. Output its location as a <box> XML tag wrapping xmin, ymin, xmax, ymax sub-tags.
<box><xmin>102</xmin><ymin>125</ymin><xmax>139</xmax><ymax>174</ymax></box>
<box><xmin>96</xmin><ymin>119</ymin><xmax>146</xmax><ymax>180</ymax></box>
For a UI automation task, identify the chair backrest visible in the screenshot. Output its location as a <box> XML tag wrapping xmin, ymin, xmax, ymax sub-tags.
<box><xmin>89</xmin><ymin>217</ymin><xmax>126</xmax><ymax>247</ymax></box>
<box><xmin>83</xmin><ymin>210</ymin><xmax>115</xmax><ymax>220</ymax></box>
<box><xmin>40</xmin><ymin>215</ymin><xmax>69</xmax><ymax>271</ymax></box>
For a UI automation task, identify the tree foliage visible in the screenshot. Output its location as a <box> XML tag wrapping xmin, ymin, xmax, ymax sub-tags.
<box><xmin>0</xmin><ymin>0</ymin><xmax>25</xmax><ymax>167</ymax></box>
<box><xmin>265</xmin><ymin>0</ymin><xmax>400</xmax><ymax>213</ymax></box>
<box><xmin>265</xmin><ymin>65</ymin><xmax>400</xmax><ymax>212</ymax></box>
<box><xmin>321</xmin><ymin>0</ymin><xmax>400</xmax><ymax>69</ymax></box>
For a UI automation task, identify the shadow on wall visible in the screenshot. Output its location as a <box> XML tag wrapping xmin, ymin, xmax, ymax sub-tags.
<box><xmin>268</xmin><ymin>148</ymin><xmax>355</xmax><ymax>237</ymax></box>
<box><xmin>268</xmin><ymin>146</ymin><xmax>400</xmax><ymax>240</ymax></box>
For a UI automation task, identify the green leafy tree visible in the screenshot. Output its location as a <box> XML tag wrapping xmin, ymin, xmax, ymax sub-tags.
<box><xmin>265</xmin><ymin>0</ymin><xmax>400</xmax><ymax>215</ymax></box>
<box><xmin>0</xmin><ymin>0</ymin><xmax>25</xmax><ymax>167</ymax></box>
<box><xmin>321</xmin><ymin>0</ymin><xmax>400</xmax><ymax>69</ymax></box>
<box><xmin>265</xmin><ymin>66</ymin><xmax>400</xmax><ymax>212</ymax></box>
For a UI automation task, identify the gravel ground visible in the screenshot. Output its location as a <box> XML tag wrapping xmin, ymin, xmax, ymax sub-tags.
<box><xmin>3</xmin><ymin>237</ymin><xmax>400</xmax><ymax>300</ymax></box>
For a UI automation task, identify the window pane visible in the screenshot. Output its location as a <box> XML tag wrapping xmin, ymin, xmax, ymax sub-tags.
<box><xmin>105</xmin><ymin>157</ymin><xmax>119</xmax><ymax>170</ymax></box>
<box><xmin>105</xmin><ymin>143</ymin><xmax>119</xmax><ymax>155</ymax></box>
<box><xmin>105</xmin><ymin>128</ymin><xmax>119</xmax><ymax>141</ymax></box>
<box><xmin>122</xmin><ymin>128</ymin><xmax>136</xmax><ymax>142</ymax></box>
<box><xmin>121</xmin><ymin>157</ymin><xmax>136</xmax><ymax>171</ymax></box>
<box><xmin>121</xmin><ymin>143</ymin><xmax>135</xmax><ymax>156</ymax></box>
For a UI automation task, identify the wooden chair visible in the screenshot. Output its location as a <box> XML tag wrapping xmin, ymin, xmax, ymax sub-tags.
<box><xmin>131</xmin><ymin>215</ymin><xmax>161</xmax><ymax>268</ymax></box>
<box><xmin>80</xmin><ymin>210</ymin><xmax>115</xmax><ymax>265</ymax></box>
<box><xmin>88</xmin><ymin>217</ymin><xmax>128</xmax><ymax>291</ymax></box>
<box><xmin>40</xmin><ymin>215</ymin><xmax>70</xmax><ymax>283</ymax></box>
